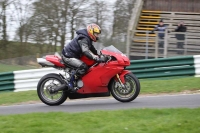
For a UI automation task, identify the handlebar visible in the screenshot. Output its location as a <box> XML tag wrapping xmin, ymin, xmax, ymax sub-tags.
<box><xmin>90</xmin><ymin>55</ymin><xmax>112</xmax><ymax>69</ymax></box>
<box><xmin>90</xmin><ymin>62</ymin><xmax>99</xmax><ymax>68</ymax></box>
<box><xmin>105</xmin><ymin>55</ymin><xmax>112</xmax><ymax>64</ymax></box>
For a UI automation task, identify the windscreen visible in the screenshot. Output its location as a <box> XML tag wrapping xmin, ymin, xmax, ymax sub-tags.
<box><xmin>102</xmin><ymin>45</ymin><xmax>123</xmax><ymax>54</ymax></box>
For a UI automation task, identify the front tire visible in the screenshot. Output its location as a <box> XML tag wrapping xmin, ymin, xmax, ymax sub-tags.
<box><xmin>37</xmin><ymin>73</ymin><xmax>68</xmax><ymax>106</ymax></box>
<box><xmin>109</xmin><ymin>73</ymin><xmax>140</xmax><ymax>102</ymax></box>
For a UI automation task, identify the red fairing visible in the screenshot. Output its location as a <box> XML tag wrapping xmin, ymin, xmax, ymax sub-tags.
<box><xmin>80</xmin><ymin>55</ymin><xmax>95</xmax><ymax>66</ymax></box>
<box><xmin>77</xmin><ymin>62</ymin><xmax>124</xmax><ymax>93</ymax></box>
<box><xmin>77</xmin><ymin>50</ymin><xmax>131</xmax><ymax>94</ymax></box>
<box><xmin>102</xmin><ymin>50</ymin><xmax>130</xmax><ymax>66</ymax></box>
<box><xmin>46</xmin><ymin>55</ymin><xmax>65</xmax><ymax>67</ymax></box>
<box><xmin>119</xmin><ymin>70</ymin><xmax>132</xmax><ymax>83</ymax></box>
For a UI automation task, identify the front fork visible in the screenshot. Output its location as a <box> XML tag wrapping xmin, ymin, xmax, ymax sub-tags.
<box><xmin>115</xmin><ymin>70</ymin><xmax>131</xmax><ymax>89</ymax></box>
<box><xmin>116</xmin><ymin>74</ymin><xmax>125</xmax><ymax>88</ymax></box>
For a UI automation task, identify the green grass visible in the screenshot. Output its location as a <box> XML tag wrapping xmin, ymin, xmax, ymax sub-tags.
<box><xmin>0</xmin><ymin>77</ymin><xmax>199</xmax><ymax>106</ymax></box>
<box><xmin>0</xmin><ymin>91</ymin><xmax>39</xmax><ymax>105</ymax></box>
<box><xmin>140</xmin><ymin>76</ymin><xmax>200</xmax><ymax>94</ymax></box>
<box><xmin>0</xmin><ymin>63</ymin><xmax>37</xmax><ymax>72</ymax></box>
<box><xmin>0</xmin><ymin>108</ymin><xmax>200</xmax><ymax>133</ymax></box>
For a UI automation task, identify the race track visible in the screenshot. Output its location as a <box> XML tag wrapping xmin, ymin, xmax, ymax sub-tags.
<box><xmin>0</xmin><ymin>93</ymin><xmax>200</xmax><ymax>115</ymax></box>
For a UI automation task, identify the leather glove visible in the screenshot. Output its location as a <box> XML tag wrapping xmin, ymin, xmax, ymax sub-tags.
<box><xmin>94</xmin><ymin>56</ymin><xmax>106</xmax><ymax>63</ymax></box>
<box><xmin>103</xmin><ymin>55</ymin><xmax>111</xmax><ymax>61</ymax></box>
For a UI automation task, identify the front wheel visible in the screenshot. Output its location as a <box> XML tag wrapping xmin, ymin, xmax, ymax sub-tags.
<box><xmin>109</xmin><ymin>73</ymin><xmax>140</xmax><ymax>102</ymax></box>
<box><xmin>37</xmin><ymin>73</ymin><xmax>68</xmax><ymax>106</ymax></box>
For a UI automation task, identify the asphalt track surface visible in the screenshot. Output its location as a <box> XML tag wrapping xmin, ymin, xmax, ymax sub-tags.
<box><xmin>0</xmin><ymin>93</ymin><xmax>200</xmax><ymax>115</ymax></box>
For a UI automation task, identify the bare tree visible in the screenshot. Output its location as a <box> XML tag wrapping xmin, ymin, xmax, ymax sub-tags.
<box><xmin>112</xmin><ymin>0</ymin><xmax>135</xmax><ymax>40</ymax></box>
<box><xmin>68</xmin><ymin>0</ymin><xmax>87</xmax><ymax>40</ymax></box>
<box><xmin>30</xmin><ymin>0</ymin><xmax>70</xmax><ymax>52</ymax></box>
<box><xmin>11</xmin><ymin>0</ymin><xmax>34</xmax><ymax>57</ymax></box>
<box><xmin>0</xmin><ymin>0</ymin><xmax>16</xmax><ymax>49</ymax></box>
<box><xmin>59</xmin><ymin>0</ymin><xmax>70</xmax><ymax>49</ymax></box>
<box><xmin>87</xmin><ymin>1</ymin><xmax>114</xmax><ymax>49</ymax></box>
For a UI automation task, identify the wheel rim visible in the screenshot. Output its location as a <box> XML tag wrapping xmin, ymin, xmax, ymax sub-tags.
<box><xmin>40</xmin><ymin>78</ymin><xmax>65</xmax><ymax>103</ymax></box>
<box><xmin>112</xmin><ymin>75</ymin><xmax>137</xmax><ymax>100</ymax></box>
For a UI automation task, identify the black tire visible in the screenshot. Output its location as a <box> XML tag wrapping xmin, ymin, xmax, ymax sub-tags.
<box><xmin>109</xmin><ymin>73</ymin><xmax>140</xmax><ymax>102</ymax></box>
<box><xmin>37</xmin><ymin>73</ymin><xmax>67</xmax><ymax>106</ymax></box>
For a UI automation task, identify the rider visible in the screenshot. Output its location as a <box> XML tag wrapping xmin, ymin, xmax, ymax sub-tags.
<box><xmin>61</xmin><ymin>23</ymin><xmax>106</xmax><ymax>91</ymax></box>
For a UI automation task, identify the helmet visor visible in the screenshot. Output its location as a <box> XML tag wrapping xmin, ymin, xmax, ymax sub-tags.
<box><xmin>94</xmin><ymin>33</ymin><xmax>101</xmax><ymax>40</ymax></box>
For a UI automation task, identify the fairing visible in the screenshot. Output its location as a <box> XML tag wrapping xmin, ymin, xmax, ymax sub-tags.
<box><xmin>77</xmin><ymin>46</ymin><xmax>131</xmax><ymax>94</ymax></box>
<box><xmin>77</xmin><ymin>64</ymin><xmax>124</xmax><ymax>93</ymax></box>
<box><xmin>101</xmin><ymin>45</ymin><xmax>130</xmax><ymax>66</ymax></box>
<box><xmin>81</xmin><ymin>45</ymin><xmax>130</xmax><ymax>66</ymax></box>
<box><xmin>37</xmin><ymin>55</ymin><xmax>65</xmax><ymax>67</ymax></box>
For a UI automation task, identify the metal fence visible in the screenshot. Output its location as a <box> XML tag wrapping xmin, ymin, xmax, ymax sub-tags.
<box><xmin>130</xmin><ymin>30</ymin><xmax>200</xmax><ymax>59</ymax></box>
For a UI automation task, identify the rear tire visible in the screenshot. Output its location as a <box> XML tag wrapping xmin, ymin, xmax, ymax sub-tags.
<box><xmin>37</xmin><ymin>73</ymin><xmax>68</xmax><ymax>106</ymax></box>
<box><xmin>109</xmin><ymin>73</ymin><xmax>140</xmax><ymax>102</ymax></box>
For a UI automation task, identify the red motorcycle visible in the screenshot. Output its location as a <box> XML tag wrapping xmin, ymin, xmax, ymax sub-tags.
<box><xmin>37</xmin><ymin>45</ymin><xmax>140</xmax><ymax>106</ymax></box>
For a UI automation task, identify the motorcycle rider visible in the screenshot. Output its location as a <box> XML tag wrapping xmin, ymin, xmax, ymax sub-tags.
<box><xmin>61</xmin><ymin>23</ymin><xmax>107</xmax><ymax>91</ymax></box>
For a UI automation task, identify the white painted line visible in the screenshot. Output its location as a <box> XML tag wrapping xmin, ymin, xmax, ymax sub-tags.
<box><xmin>138</xmin><ymin>93</ymin><xmax>200</xmax><ymax>98</ymax></box>
<box><xmin>1</xmin><ymin>93</ymin><xmax>200</xmax><ymax>108</ymax></box>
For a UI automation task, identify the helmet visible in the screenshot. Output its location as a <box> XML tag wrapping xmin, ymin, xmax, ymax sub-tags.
<box><xmin>87</xmin><ymin>24</ymin><xmax>101</xmax><ymax>42</ymax></box>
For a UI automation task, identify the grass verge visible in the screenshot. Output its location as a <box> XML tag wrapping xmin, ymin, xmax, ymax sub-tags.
<box><xmin>0</xmin><ymin>91</ymin><xmax>39</xmax><ymax>105</ymax></box>
<box><xmin>0</xmin><ymin>108</ymin><xmax>200</xmax><ymax>133</ymax></box>
<box><xmin>140</xmin><ymin>76</ymin><xmax>200</xmax><ymax>94</ymax></box>
<box><xmin>0</xmin><ymin>77</ymin><xmax>199</xmax><ymax>105</ymax></box>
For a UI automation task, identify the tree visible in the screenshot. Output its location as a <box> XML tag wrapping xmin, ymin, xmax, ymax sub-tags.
<box><xmin>0</xmin><ymin>0</ymin><xmax>15</xmax><ymax>49</ymax></box>
<box><xmin>68</xmin><ymin>0</ymin><xmax>87</xmax><ymax>40</ymax></box>
<box><xmin>57</xmin><ymin>0</ymin><xmax>70</xmax><ymax>49</ymax></box>
<box><xmin>29</xmin><ymin>0</ymin><xmax>70</xmax><ymax>52</ymax></box>
<box><xmin>80</xmin><ymin>0</ymin><xmax>113</xmax><ymax>49</ymax></box>
<box><xmin>110</xmin><ymin>0</ymin><xmax>135</xmax><ymax>53</ymax></box>
<box><xmin>11</xmin><ymin>0</ymin><xmax>34</xmax><ymax>57</ymax></box>
<box><xmin>112</xmin><ymin>0</ymin><xmax>135</xmax><ymax>40</ymax></box>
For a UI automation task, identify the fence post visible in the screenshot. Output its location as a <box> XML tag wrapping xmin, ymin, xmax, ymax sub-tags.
<box><xmin>184</xmin><ymin>32</ymin><xmax>187</xmax><ymax>55</ymax></box>
<box><xmin>164</xmin><ymin>30</ymin><xmax>168</xmax><ymax>58</ymax></box>
<box><xmin>155</xmin><ymin>31</ymin><xmax>158</xmax><ymax>58</ymax></box>
<box><xmin>145</xmin><ymin>31</ymin><xmax>149</xmax><ymax>59</ymax></box>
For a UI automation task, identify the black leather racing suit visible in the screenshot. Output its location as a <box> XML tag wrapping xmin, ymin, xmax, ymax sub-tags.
<box><xmin>62</xmin><ymin>29</ymin><xmax>98</xmax><ymax>76</ymax></box>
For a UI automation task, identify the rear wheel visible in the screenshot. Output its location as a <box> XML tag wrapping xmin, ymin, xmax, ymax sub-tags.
<box><xmin>37</xmin><ymin>73</ymin><xmax>68</xmax><ymax>106</ymax></box>
<box><xmin>109</xmin><ymin>73</ymin><xmax>140</xmax><ymax>102</ymax></box>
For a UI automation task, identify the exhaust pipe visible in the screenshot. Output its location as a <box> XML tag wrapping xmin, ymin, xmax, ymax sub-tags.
<box><xmin>54</xmin><ymin>84</ymin><xmax>67</xmax><ymax>92</ymax></box>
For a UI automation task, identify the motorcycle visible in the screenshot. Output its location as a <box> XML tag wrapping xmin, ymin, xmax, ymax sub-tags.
<box><xmin>37</xmin><ymin>45</ymin><xmax>140</xmax><ymax>106</ymax></box>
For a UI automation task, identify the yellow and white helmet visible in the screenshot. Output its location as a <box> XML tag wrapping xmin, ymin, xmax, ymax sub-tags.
<box><xmin>87</xmin><ymin>24</ymin><xmax>101</xmax><ymax>42</ymax></box>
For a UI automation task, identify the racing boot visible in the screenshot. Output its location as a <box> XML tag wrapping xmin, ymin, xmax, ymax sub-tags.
<box><xmin>67</xmin><ymin>72</ymin><xmax>76</xmax><ymax>92</ymax></box>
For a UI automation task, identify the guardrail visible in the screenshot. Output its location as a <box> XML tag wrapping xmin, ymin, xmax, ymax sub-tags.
<box><xmin>0</xmin><ymin>55</ymin><xmax>200</xmax><ymax>92</ymax></box>
<box><xmin>126</xmin><ymin>55</ymin><xmax>200</xmax><ymax>78</ymax></box>
<box><xmin>0</xmin><ymin>68</ymin><xmax>65</xmax><ymax>92</ymax></box>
